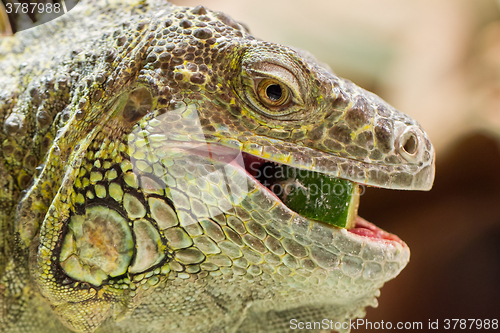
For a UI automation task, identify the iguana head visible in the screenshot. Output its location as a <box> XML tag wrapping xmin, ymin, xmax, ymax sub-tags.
<box><xmin>11</xmin><ymin>1</ymin><xmax>434</xmax><ymax>332</ymax></box>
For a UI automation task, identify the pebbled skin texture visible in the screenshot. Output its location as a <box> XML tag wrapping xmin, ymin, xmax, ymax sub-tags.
<box><xmin>0</xmin><ymin>1</ymin><xmax>435</xmax><ymax>332</ymax></box>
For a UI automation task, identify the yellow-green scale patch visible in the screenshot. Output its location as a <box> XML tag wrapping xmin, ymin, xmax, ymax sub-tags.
<box><xmin>129</xmin><ymin>219</ymin><xmax>165</xmax><ymax>273</ymax></box>
<box><xmin>59</xmin><ymin>206</ymin><xmax>134</xmax><ymax>286</ymax></box>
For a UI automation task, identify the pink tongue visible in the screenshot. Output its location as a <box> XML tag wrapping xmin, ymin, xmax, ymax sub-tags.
<box><xmin>349</xmin><ymin>216</ymin><xmax>405</xmax><ymax>245</ymax></box>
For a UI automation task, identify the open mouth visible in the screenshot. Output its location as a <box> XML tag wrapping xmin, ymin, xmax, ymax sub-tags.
<box><xmin>239</xmin><ymin>152</ymin><xmax>404</xmax><ymax>245</ymax></box>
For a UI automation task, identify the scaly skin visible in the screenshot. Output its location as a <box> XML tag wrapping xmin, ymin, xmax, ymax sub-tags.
<box><xmin>0</xmin><ymin>1</ymin><xmax>435</xmax><ymax>332</ymax></box>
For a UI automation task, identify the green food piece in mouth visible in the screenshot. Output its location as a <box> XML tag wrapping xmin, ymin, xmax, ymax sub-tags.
<box><xmin>272</xmin><ymin>165</ymin><xmax>360</xmax><ymax>228</ymax></box>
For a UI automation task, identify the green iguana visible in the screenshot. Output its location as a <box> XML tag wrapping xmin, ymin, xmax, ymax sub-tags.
<box><xmin>0</xmin><ymin>1</ymin><xmax>435</xmax><ymax>332</ymax></box>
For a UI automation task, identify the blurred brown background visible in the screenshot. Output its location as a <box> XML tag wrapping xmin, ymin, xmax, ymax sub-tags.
<box><xmin>170</xmin><ymin>0</ymin><xmax>500</xmax><ymax>331</ymax></box>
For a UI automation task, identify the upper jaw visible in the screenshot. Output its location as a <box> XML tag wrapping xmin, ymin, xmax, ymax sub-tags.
<box><xmin>210</xmin><ymin>133</ymin><xmax>436</xmax><ymax>191</ymax></box>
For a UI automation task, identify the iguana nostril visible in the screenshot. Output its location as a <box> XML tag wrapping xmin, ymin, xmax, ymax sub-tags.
<box><xmin>402</xmin><ymin>133</ymin><xmax>417</xmax><ymax>155</ymax></box>
<box><xmin>398</xmin><ymin>128</ymin><xmax>421</xmax><ymax>162</ymax></box>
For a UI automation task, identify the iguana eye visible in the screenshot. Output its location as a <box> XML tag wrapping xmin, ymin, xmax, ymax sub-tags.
<box><xmin>257</xmin><ymin>79</ymin><xmax>290</xmax><ymax>107</ymax></box>
<box><xmin>239</xmin><ymin>60</ymin><xmax>303</xmax><ymax>118</ymax></box>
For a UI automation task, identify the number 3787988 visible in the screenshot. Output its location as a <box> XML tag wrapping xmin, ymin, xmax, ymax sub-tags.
<box><xmin>5</xmin><ymin>2</ymin><xmax>62</xmax><ymax>14</ymax></box>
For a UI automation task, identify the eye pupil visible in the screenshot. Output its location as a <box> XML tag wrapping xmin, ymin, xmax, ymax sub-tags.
<box><xmin>266</xmin><ymin>84</ymin><xmax>282</xmax><ymax>101</ymax></box>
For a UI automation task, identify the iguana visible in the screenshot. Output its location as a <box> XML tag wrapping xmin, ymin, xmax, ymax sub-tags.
<box><xmin>0</xmin><ymin>1</ymin><xmax>435</xmax><ymax>332</ymax></box>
